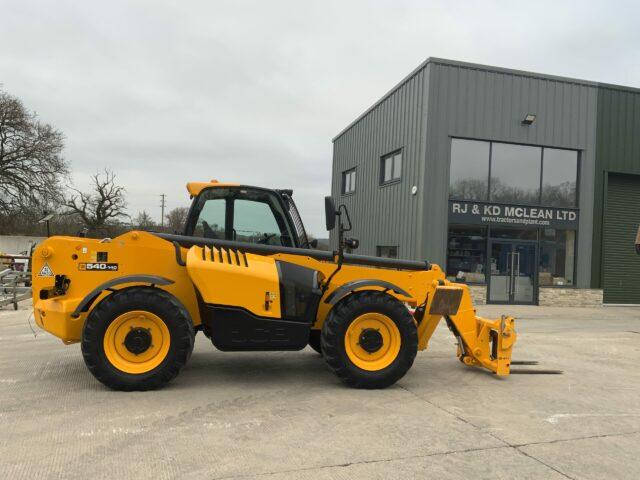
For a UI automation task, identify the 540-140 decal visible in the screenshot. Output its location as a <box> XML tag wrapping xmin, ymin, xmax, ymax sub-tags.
<box><xmin>79</xmin><ymin>262</ymin><xmax>119</xmax><ymax>272</ymax></box>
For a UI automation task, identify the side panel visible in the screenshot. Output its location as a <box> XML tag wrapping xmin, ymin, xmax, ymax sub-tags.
<box><xmin>188</xmin><ymin>248</ymin><xmax>322</xmax><ymax>350</ymax></box>
<box><xmin>186</xmin><ymin>245</ymin><xmax>282</xmax><ymax>318</ymax></box>
<box><xmin>31</xmin><ymin>232</ymin><xmax>201</xmax><ymax>343</ymax></box>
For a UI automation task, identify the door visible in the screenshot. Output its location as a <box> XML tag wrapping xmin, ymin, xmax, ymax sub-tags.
<box><xmin>488</xmin><ymin>241</ymin><xmax>537</xmax><ymax>304</ymax></box>
<box><xmin>603</xmin><ymin>173</ymin><xmax>640</xmax><ymax>304</ymax></box>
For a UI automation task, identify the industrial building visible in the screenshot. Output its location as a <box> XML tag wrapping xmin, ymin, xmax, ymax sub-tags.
<box><xmin>330</xmin><ymin>58</ymin><xmax>640</xmax><ymax>305</ymax></box>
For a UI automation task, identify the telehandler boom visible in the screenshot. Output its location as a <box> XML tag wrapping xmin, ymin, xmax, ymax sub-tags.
<box><xmin>31</xmin><ymin>181</ymin><xmax>516</xmax><ymax>390</ymax></box>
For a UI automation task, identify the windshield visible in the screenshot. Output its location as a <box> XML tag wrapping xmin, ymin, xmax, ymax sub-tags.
<box><xmin>187</xmin><ymin>187</ymin><xmax>296</xmax><ymax>247</ymax></box>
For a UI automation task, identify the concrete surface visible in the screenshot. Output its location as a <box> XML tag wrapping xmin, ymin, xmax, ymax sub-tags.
<box><xmin>1</xmin><ymin>302</ymin><xmax>639</xmax><ymax>479</ymax></box>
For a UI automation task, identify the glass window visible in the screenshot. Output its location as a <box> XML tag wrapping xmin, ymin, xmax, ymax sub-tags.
<box><xmin>449</xmin><ymin>139</ymin><xmax>490</xmax><ymax>200</ymax></box>
<box><xmin>542</xmin><ymin>148</ymin><xmax>578</xmax><ymax>207</ymax></box>
<box><xmin>539</xmin><ymin>229</ymin><xmax>575</xmax><ymax>286</ymax></box>
<box><xmin>342</xmin><ymin>169</ymin><xmax>356</xmax><ymax>194</ymax></box>
<box><xmin>376</xmin><ymin>246</ymin><xmax>398</xmax><ymax>258</ymax></box>
<box><xmin>381</xmin><ymin>151</ymin><xmax>402</xmax><ymax>184</ymax></box>
<box><xmin>194</xmin><ymin>198</ymin><xmax>226</xmax><ymax>239</ymax></box>
<box><xmin>490</xmin><ymin>228</ymin><xmax>538</xmax><ymax>241</ymax></box>
<box><xmin>446</xmin><ymin>226</ymin><xmax>487</xmax><ymax>283</ymax></box>
<box><xmin>233</xmin><ymin>199</ymin><xmax>291</xmax><ymax>246</ymax></box>
<box><xmin>490</xmin><ymin>143</ymin><xmax>541</xmax><ymax>204</ymax></box>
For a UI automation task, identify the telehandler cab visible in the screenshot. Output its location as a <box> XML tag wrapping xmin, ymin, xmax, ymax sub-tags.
<box><xmin>31</xmin><ymin>180</ymin><xmax>517</xmax><ymax>390</ymax></box>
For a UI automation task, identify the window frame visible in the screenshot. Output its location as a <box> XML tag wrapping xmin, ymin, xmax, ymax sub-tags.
<box><xmin>448</xmin><ymin>137</ymin><xmax>580</xmax><ymax>208</ymax></box>
<box><xmin>380</xmin><ymin>149</ymin><xmax>403</xmax><ymax>186</ymax></box>
<box><xmin>342</xmin><ymin>168</ymin><xmax>356</xmax><ymax>195</ymax></box>
<box><xmin>376</xmin><ymin>245</ymin><xmax>399</xmax><ymax>258</ymax></box>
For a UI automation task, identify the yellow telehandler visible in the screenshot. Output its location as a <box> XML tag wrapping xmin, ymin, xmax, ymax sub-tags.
<box><xmin>31</xmin><ymin>180</ymin><xmax>516</xmax><ymax>390</ymax></box>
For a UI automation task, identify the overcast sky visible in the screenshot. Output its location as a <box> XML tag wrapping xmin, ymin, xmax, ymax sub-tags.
<box><xmin>2</xmin><ymin>0</ymin><xmax>639</xmax><ymax>235</ymax></box>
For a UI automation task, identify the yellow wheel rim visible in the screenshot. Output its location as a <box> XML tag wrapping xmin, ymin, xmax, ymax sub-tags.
<box><xmin>344</xmin><ymin>313</ymin><xmax>401</xmax><ymax>371</ymax></box>
<box><xmin>103</xmin><ymin>310</ymin><xmax>171</xmax><ymax>374</ymax></box>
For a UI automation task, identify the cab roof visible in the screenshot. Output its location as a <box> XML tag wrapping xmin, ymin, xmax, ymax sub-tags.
<box><xmin>186</xmin><ymin>180</ymin><xmax>240</xmax><ymax>196</ymax></box>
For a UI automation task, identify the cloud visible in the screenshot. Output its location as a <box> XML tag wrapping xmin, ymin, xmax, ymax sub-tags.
<box><xmin>1</xmin><ymin>0</ymin><xmax>639</xmax><ymax>235</ymax></box>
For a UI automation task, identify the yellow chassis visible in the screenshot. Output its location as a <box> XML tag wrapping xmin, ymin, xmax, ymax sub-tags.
<box><xmin>31</xmin><ymin>230</ymin><xmax>516</xmax><ymax>376</ymax></box>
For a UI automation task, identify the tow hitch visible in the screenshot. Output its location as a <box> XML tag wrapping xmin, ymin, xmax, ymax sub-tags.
<box><xmin>39</xmin><ymin>275</ymin><xmax>70</xmax><ymax>300</ymax></box>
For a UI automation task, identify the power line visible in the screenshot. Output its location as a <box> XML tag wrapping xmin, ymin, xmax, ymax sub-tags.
<box><xmin>160</xmin><ymin>194</ymin><xmax>166</xmax><ymax>227</ymax></box>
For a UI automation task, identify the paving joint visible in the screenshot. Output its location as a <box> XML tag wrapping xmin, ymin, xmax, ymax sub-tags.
<box><xmin>397</xmin><ymin>384</ymin><xmax>579</xmax><ymax>479</ymax></box>
<box><xmin>209</xmin><ymin>444</ymin><xmax>512</xmax><ymax>480</ymax></box>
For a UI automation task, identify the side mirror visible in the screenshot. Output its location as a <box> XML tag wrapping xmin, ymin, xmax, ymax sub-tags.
<box><xmin>309</xmin><ymin>238</ymin><xmax>318</xmax><ymax>249</ymax></box>
<box><xmin>325</xmin><ymin>196</ymin><xmax>337</xmax><ymax>231</ymax></box>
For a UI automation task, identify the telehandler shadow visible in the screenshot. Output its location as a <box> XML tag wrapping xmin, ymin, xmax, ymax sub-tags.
<box><xmin>174</xmin><ymin>348</ymin><xmax>338</xmax><ymax>389</ymax></box>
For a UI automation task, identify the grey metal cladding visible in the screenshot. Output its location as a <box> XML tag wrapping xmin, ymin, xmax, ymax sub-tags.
<box><xmin>331</xmin><ymin>58</ymin><xmax>599</xmax><ymax>288</ymax></box>
<box><xmin>330</xmin><ymin>67</ymin><xmax>429</xmax><ymax>260</ymax></box>
<box><xmin>424</xmin><ymin>61</ymin><xmax>598</xmax><ymax>288</ymax></box>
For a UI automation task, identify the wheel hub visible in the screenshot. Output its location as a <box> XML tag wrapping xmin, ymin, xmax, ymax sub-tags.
<box><xmin>358</xmin><ymin>328</ymin><xmax>384</xmax><ymax>353</ymax></box>
<box><xmin>124</xmin><ymin>327</ymin><xmax>152</xmax><ymax>355</ymax></box>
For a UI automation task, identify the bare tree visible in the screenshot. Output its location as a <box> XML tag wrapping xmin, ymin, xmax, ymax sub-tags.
<box><xmin>134</xmin><ymin>210</ymin><xmax>155</xmax><ymax>230</ymax></box>
<box><xmin>165</xmin><ymin>206</ymin><xmax>189</xmax><ymax>233</ymax></box>
<box><xmin>64</xmin><ymin>170</ymin><xmax>128</xmax><ymax>235</ymax></box>
<box><xmin>0</xmin><ymin>89</ymin><xmax>68</xmax><ymax>213</ymax></box>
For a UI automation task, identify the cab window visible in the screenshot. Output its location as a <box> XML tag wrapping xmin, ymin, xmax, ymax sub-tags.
<box><xmin>234</xmin><ymin>199</ymin><xmax>289</xmax><ymax>245</ymax></box>
<box><xmin>193</xmin><ymin>197</ymin><xmax>226</xmax><ymax>239</ymax></box>
<box><xmin>189</xmin><ymin>188</ymin><xmax>295</xmax><ymax>247</ymax></box>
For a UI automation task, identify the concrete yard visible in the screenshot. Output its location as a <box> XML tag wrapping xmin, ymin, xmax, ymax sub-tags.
<box><xmin>1</xmin><ymin>302</ymin><xmax>639</xmax><ymax>480</ymax></box>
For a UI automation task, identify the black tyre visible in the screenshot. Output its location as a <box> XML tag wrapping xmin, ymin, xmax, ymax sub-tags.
<box><xmin>308</xmin><ymin>329</ymin><xmax>322</xmax><ymax>355</ymax></box>
<box><xmin>321</xmin><ymin>291</ymin><xmax>417</xmax><ymax>389</ymax></box>
<box><xmin>81</xmin><ymin>287</ymin><xmax>195</xmax><ymax>391</ymax></box>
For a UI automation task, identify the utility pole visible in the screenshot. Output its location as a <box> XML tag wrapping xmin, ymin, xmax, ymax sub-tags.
<box><xmin>160</xmin><ymin>194</ymin><xmax>166</xmax><ymax>228</ymax></box>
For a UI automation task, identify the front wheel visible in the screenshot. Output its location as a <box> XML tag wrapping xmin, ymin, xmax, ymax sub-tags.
<box><xmin>81</xmin><ymin>287</ymin><xmax>195</xmax><ymax>391</ymax></box>
<box><xmin>321</xmin><ymin>291</ymin><xmax>417</xmax><ymax>389</ymax></box>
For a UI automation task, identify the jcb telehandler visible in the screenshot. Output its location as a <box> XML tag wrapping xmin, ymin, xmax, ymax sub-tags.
<box><xmin>31</xmin><ymin>180</ymin><xmax>516</xmax><ymax>390</ymax></box>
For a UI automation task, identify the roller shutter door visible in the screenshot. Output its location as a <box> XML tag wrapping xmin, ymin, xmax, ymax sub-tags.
<box><xmin>603</xmin><ymin>173</ymin><xmax>640</xmax><ymax>304</ymax></box>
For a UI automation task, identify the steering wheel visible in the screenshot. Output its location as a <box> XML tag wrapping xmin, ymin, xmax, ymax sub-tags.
<box><xmin>257</xmin><ymin>233</ymin><xmax>276</xmax><ymax>245</ymax></box>
<box><xmin>202</xmin><ymin>221</ymin><xmax>216</xmax><ymax>238</ymax></box>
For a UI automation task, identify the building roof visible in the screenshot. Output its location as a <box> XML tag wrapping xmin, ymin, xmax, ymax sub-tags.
<box><xmin>332</xmin><ymin>57</ymin><xmax>640</xmax><ymax>142</ymax></box>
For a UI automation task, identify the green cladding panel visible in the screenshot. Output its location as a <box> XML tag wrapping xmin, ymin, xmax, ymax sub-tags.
<box><xmin>602</xmin><ymin>173</ymin><xmax>640</xmax><ymax>304</ymax></box>
<box><xmin>592</xmin><ymin>88</ymin><xmax>640</xmax><ymax>290</ymax></box>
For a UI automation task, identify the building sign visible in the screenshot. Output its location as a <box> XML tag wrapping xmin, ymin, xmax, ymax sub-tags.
<box><xmin>448</xmin><ymin>200</ymin><xmax>579</xmax><ymax>229</ymax></box>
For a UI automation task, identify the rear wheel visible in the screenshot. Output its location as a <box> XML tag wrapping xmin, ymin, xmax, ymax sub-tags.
<box><xmin>321</xmin><ymin>291</ymin><xmax>417</xmax><ymax>389</ymax></box>
<box><xmin>81</xmin><ymin>287</ymin><xmax>194</xmax><ymax>391</ymax></box>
